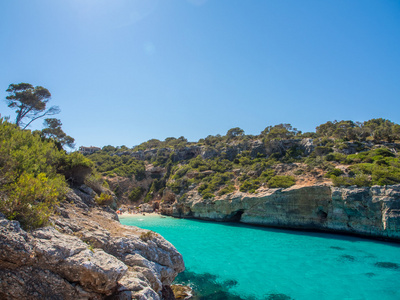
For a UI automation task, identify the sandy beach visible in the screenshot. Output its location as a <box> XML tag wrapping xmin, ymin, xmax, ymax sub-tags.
<box><xmin>118</xmin><ymin>212</ymin><xmax>163</xmax><ymax>218</ymax></box>
<box><xmin>120</xmin><ymin>211</ymin><xmax>160</xmax><ymax>216</ymax></box>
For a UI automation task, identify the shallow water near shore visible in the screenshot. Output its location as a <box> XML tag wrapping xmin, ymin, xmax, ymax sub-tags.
<box><xmin>120</xmin><ymin>215</ymin><xmax>400</xmax><ymax>300</ymax></box>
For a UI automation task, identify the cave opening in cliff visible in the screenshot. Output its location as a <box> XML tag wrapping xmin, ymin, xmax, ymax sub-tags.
<box><xmin>230</xmin><ymin>210</ymin><xmax>244</xmax><ymax>222</ymax></box>
<box><xmin>317</xmin><ymin>209</ymin><xmax>328</xmax><ymax>221</ymax></box>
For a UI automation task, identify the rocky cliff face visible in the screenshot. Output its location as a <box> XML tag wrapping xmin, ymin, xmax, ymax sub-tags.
<box><xmin>0</xmin><ymin>187</ymin><xmax>185</xmax><ymax>300</ymax></box>
<box><xmin>129</xmin><ymin>139</ymin><xmax>400</xmax><ymax>163</ymax></box>
<box><xmin>129</xmin><ymin>139</ymin><xmax>316</xmax><ymax>162</ymax></box>
<box><xmin>161</xmin><ymin>184</ymin><xmax>400</xmax><ymax>241</ymax></box>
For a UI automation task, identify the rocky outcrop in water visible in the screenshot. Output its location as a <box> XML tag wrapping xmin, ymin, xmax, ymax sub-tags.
<box><xmin>161</xmin><ymin>184</ymin><xmax>400</xmax><ymax>241</ymax></box>
<box><xmin>0</xmin><ymin>187</ymin><xmax>185</xmax><ymax>299</ymax></box>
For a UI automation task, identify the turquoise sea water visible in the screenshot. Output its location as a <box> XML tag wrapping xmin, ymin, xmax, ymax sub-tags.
<box><xmin>119</xmin><ymin>215</ymin><xmax>400</xmax><ymax>300</ymax></box>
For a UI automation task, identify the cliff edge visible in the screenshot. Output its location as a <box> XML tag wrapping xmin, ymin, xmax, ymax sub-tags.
<box><xmin>161</xmin><ymin>184</ymin><xmax>400</xmax><ymax>241</ymax></box>
<box><xmin>0</xmin><ymin>187</ymin><xmax>185</xmax><ymax>300</ymax></box>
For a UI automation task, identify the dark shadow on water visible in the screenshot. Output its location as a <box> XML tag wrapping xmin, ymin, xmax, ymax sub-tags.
<box><xmin>339</xmin><ymin>254</ymin><xmax>356</xmax><ymax>262</ymax></box>
<box><xmin>177</xmin><ymin>218</ymin><xmax>400</xmax><ymax>247</ymax></box>
<box><xmin>174</xmin><ymin>269</ymin><xmax>294</xmax><ymax>300</ymax></box>
<box><xmin>330</xmin><ymin>246</ymin><xmax>345</xmax><ymax>250</ymax></box>
<box><xmin>374</xmin><ymin>262</ymin><xmax>399</xmax><ymax>269</ymax></box>
<box><xmin>264</xmin><ymin>294</ymin><xmax>294</xmax><ymax>300</ymax></box>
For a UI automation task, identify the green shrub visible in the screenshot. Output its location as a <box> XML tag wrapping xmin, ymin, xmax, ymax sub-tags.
<box><xmin>325</xmin><ymin>152</ymin><xmax>346</xmax><ymax>162</ymax></box>
<box><xmin>144</xmin><ymin>192</ymin><xmax>152</xmax><ymax>203</ymax></box>
<box><xmin>349</xmin><ymin>163</ymin><xmax>374</xmax><ymax>175</ymax></box>
<box><xmin>239</xmin><ymin>180</ymin><xmax>260</xmax><ymax>193</ymax></box>
<box><xmin>0</xmin><ymin>119</ymin><xmax>78</xmax><ymax>229</ymax></box>
<box><xmin>95</xmin><ymin>193</ymin><xmax>114</xmax><ymax>206</ymax></box>
<box><xmin>345</xmin><ymin>159</ymin><xmax>400</xmax><ymax>186</ymax></box>
<box><xmin>346</xmin><ymin>148</ymin><xmax>395</xmax><ymax>165</ymax></box>
<box><xmin>0</xmin><ymin>172</ymin><xmax>66</xmax><ymax>230</ymax></box>
<box><xmin>0</xmin><ymin>120</ymin><xmax>62</xmax><ymax>181</ymax></box>
<box><xmin>259</xmin><ymin>169</ymin><xmax>275</xmax><ymax>182</ymax></box>
<box><xmin>140</xmin><ymin>230</ymin><xmax>156</xmax><ymax>241</ymax></box>
<box><xmin>294</xmin><ymin>169</ymin><xmax>304</xmax><ymax>175</ymax></box>
<box><xmin>84</xmin><ymin>173</ymin><xmax>106</xmax><ymax>194</ymax></box>
<box><xmin>325</xmin><ymin>168</ymin><xmax>344</xmax><ymax>178</ymax></box>
<box><xmin>57</xmin><ymin>152</ymin><xmax>94</xmax><ymax>185</ymax></box>
<box><xmin>201</xmin><ymin>192</ymin><xmax>215</xmax><ymax>199</ymax></box>
<box><xmin>198</xmin><ymin>183</ymin><xmax>209</xmax><ymax>193</ymax></box>
<box><xmin>168</xmin><ymin>178</ymin><xmax>189</xmax><ymax>194</ymax></box>
<box><xmin>238</xmin><ymin>156</ymin><xmax>252</xmax><ymax>165</ymax></box>
<box><xmin>375</xmin><ymin>159</ymin><xmax>388</xmax><ymax>166</ymax></box>
<box><xmin>88</xmin><ymin>151</ymin><xmax>145</xmax><ymax>180</ymax></box>
<box><xmin>267</xmin><ymin>175</ymin><xmax>296</xmax><ymax>188</ymax></box>
<box><xmin>314</xmin><ymin>146</ymin><xmax>333</xmax><ymax>156</ymax></box>
<box><xmin>172</xmin><ymin>165</ymin><xmax>191</xmax><ymax>179</ymax></box>
<box><xmin>374</xmin><ymin>148</ymin><xmax>395</xmax><ymax>157</ymax></box>
<box><xmin>371</xmin><ymin>169</ymin><xmax>400</xmax><ymax>186</ymax></box>
<box><xmin>189</xmin><ymin>156</ymin><xmax>207</xmax><ymax>169</ymax></box>
<box><xmin>198</xmin><ymin>183</ymin><xmax>215</xmax><ymax>198</ymax></box>
<box><xmin>282</xmin><ymin>146</ymin><xmax>305</xmax><ymax>162</ymax></box>
<box><xmin>332</xmin><ymin>174</ymin><xmax>371</xmax><ymax>187</ymax></box>
<box><xmin>128</xmin><ymin>187</ymin><xmax>144</xmax><ymax>202</ymax></box>
<box><xmin>218</xmin><ymin>184</ymin><xmax>236</xmax><ymax>196</ymax></box>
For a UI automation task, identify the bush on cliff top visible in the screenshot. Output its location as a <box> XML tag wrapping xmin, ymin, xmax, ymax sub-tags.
<box><xmin>267</xmin><ymin>175</ymin><xmax>296</xmax><ymax>188</ymax></box>
<box><xmin>329</xmin><ymin>148</ymin><xmax>400</xmax><ymax>187</ymax></box>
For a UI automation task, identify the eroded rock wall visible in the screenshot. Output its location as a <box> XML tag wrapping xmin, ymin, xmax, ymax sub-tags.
<box><xmin>161</xmin><ymin>185</ymin><xmax>400</xmax><ymax>241</ymax></box>
<box><xmin>0</xmin><ymin>187</ymin><xmax>185</xmax><ymax>300</ymax></box>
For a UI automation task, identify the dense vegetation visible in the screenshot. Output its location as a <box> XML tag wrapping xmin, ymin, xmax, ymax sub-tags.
<box><xmin>2</xmin><ymin>112</ymin><xmax>399</xmax><ymax>227</ymax></box>
<box><xmin>3</xmin><ymin>82</ymin><xmax>400</xmax><ymax>224</ymax></box>
<box><xmin>85</xmin><ymin>118</ymin><xmax>400</xmax><ymax>205</ymax></box>
<box><xmin>0</xmin><ymin>119</ymin><xmax>94</xmax><ymax>229</ymax></box>
<box><xmin>88</xmin><ymin>148</ymin><xmax>146</xmax><ymax>179</ymax></box>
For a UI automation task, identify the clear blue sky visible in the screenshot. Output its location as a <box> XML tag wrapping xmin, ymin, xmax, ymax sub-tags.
<box><xmin>1</xmin><ymin>0</ymin><xmax>399</xmax><ymax>149</ymax></box>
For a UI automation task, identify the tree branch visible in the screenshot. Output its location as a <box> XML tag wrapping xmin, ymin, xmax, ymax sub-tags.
<box><xmin>22</xmin><ymin>106</ymin><xmax>60</xmax><ymax>129</ymax></box>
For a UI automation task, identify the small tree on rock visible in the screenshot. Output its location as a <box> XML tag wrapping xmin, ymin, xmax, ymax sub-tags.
<box><xmin>226</xmin><ymin>127</ymin><xmax>245</xmax><ymax>141</ymax></box>
<box><xmin>262</xmin><ymin>124</ymin><xmax>300</xmax><ymax>140</ymax></box>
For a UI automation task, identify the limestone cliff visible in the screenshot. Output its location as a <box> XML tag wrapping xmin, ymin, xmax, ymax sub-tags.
<box><xmin>0</xmin><ymin>187</ymin><xmax>185</xmax><ymax>300</ymax></box>
<box><xmin>161</xmin><ymin>184</ymin><xmax>400</xmax><ymax>241</ymax></box>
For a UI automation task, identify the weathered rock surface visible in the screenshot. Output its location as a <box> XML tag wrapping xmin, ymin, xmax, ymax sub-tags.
<box><xmin>0</xmin><ymin>188</ymin><xmax>185</xmax><ymax>299</ymax></box>
<box><xmin>161</xmin><ymin>184</ymin><xmax>400</xmax><ymax>241</ymax></box>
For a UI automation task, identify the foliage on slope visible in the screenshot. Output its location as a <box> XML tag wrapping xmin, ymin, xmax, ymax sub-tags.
<box><xmin>0</xmin><ymin>119</ymin><xmax>94</xmax><ymax>229</ymax></box>
<box><xmin>88</xmin><ymin>148</ymin><xmax>145</xmax><ymax>179</ymax></box>
<box><xmin>85</xmin><ymin>118</ymin><xmax>400</xmax><ymax>204</ymax></box>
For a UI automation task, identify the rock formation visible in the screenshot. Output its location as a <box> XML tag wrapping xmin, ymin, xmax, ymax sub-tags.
<box><xmin>161</xmin><ymin>184</ymin><xmax>400</xmax><ymax>241</ymax></box>
<box><xmin>129</xmin><ymin>139</ymin><xmax>400</xmax><ymax>163</ymax></box>
<box><xmin>0</xmin><ymin>186</ymin><xmax>185</xmax><ymax>299</ymax></box>
<box><xmin>129</xmin><ymin>139</ymin><xmax>316</xmax><ymax>163</ymax></box>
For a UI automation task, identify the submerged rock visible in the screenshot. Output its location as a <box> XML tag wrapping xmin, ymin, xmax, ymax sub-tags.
<box><xmin>374</xmin><ymin>262</ymin><xmax>399</xmax><ymax>269</ymax></box>
<box><xmin>170</xmin><ymin>284</ymin><xmax>193</xmax><ymax>300</ymax></box>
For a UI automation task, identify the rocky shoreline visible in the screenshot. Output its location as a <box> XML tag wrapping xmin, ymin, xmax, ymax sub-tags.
<box><xmin>2</xmin><ymin>183</ymin><xmax>399</xmax><ymax>299</ymax></box>
<box><xmin>0</xmin><ymin>186</ymin><xmax>185</xmax><ymax>299</ymax></box>
<box><xmin>160</xmin><ymin>184</ymin><xmax>400</xmax><ymax>242</ymax></box>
